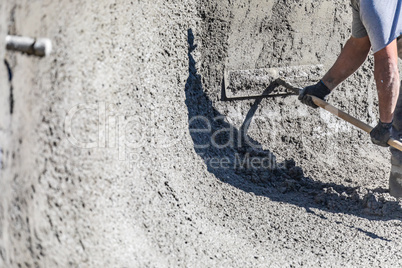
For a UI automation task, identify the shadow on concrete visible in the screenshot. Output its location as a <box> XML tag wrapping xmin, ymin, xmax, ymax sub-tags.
<box><xmin>184</xmin><ymin>28</ymin><xmax>402</xmax><ymax>240</ymax></box>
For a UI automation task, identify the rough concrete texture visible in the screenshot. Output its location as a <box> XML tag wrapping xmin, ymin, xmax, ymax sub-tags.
<box><xmin>1</xmin><ymin>0</ymin><xmax>402</xmax><ymax>267</ymax></box>
<box><xmin>224</xmin><ymin>65</ymin><xmax>324</xmax><ymax>98</ymax></box>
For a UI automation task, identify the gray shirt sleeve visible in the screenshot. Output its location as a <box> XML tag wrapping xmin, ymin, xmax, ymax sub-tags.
<box><xmin>350</xmin><ymin>0</ymin><xmax>402</xmax><ymax>53</ymax></box>
<box><xmin>351</xmin><ymin>0</ymin><xmax>368</xmax><ymax>39</ymax></box>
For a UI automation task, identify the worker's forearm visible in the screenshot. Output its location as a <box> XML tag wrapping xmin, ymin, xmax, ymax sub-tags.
<box><xmin>322</xmin><ymin>36</ymin><xmax>371</xmax><ymax>90</ymax></box>
<box><xmin>374</xmin><ymin>39</ymin><xmax>400</xmax><ymax>123</ymax></box>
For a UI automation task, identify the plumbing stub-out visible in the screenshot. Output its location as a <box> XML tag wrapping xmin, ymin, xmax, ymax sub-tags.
<box><xmin>5</xmin><ymin>35</ymin><xmax>52</xmax><ymax>57</ymax></box>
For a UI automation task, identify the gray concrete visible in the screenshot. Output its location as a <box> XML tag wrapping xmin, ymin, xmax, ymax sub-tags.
<box><xmin>1</xmin><ymin>0</ymin><xmax>402</xmax><ymax>267</ymax></box>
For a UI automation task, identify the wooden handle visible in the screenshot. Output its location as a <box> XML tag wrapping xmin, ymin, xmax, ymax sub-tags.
<box><xmin>310</xmin><ymin>95</ymin><xmax>402</xmax><ymax>152</ymax></box>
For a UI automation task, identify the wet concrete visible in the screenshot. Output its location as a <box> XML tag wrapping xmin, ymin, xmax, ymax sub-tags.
<box><xmin>1</xmin><ymin>0</ymin><xmax>402</xmax><ymax>267</ymax></box>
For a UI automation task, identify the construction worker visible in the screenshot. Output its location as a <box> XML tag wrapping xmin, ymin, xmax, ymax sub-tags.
<box><xmin>299</xmin><ymin>1</ymin><xmax>402</xmax><ymax>197</ymax></box>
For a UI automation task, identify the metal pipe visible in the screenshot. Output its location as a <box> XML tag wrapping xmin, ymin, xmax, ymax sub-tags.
<box><xmin>5</xmin><ymin>35</ymin><xmax>52</xmax><ymax>57</ymax></box>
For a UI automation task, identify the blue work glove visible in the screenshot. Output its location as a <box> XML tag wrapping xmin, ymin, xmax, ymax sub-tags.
<box><xmin>370</xmin><ymin>120</ymin><xmax>392</xmax><ymax>147</ymax></box>
<box><xmin>298</xmin><ymin>80</ymin><xmax>331</xmax><ymax>108</ymax></box>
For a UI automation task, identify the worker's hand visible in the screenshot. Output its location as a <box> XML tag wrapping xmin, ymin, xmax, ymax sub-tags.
<box><xmin>370</xmin><ymin>120</ymin><xmax>393</xmax><ymax>147</ymax></box>
<box><xmin>298</xmin><ymin>81</ymin><xmax>331</xmax><ymax>108</ymax></box>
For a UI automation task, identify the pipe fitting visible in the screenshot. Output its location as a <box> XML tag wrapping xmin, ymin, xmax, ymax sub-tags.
<box><xmin>5</xmin><ymin>35</ymin><xmax>52</xmax><ymax>57</ymax></box>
